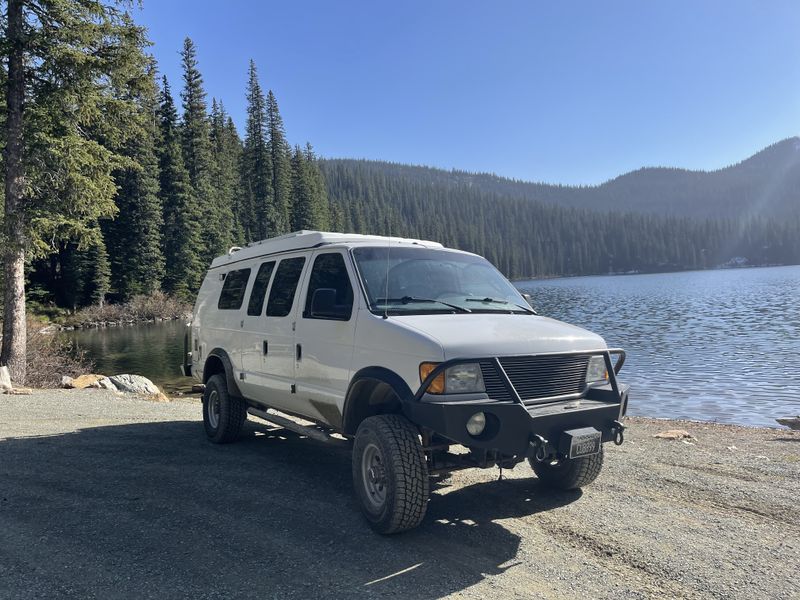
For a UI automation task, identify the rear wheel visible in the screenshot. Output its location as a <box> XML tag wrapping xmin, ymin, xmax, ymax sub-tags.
<box><xmin>203</xmin><ymin>374</ymin><xmax>246</xmax><ymax>443</ymax></box>
<box><xmin>529</xmin><ymin>445</ymin><xmax>604</xmax><ymax>490</ymax></box>
<box><xmin>352</xmin><ymin>415</ymin><xmax>429</xmax><ymax>534</ymax></box>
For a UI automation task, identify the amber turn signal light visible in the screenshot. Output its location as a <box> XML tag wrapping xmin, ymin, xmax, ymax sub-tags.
<box><xmin>419</xmin><ymin>362</ymin><xmax>445</xmax><ymax>394</ymax></box>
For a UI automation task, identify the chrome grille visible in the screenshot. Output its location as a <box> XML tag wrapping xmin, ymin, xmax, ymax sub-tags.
<box><xmin>499</xmin><ymin>354</ymin><xmax>590</xmax><ymax>404</ymax></box>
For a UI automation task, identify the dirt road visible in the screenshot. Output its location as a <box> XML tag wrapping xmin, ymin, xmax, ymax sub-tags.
<box><xmin>1</xmin><ymin>390</ymin><xmax>798</xmax><ymax>599</ymax></box>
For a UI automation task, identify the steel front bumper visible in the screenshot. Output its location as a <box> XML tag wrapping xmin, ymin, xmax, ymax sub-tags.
<box><xmin>402</xmin><ymin>350</ymin><xmax>629</xmax><ymax>457</ymax></box>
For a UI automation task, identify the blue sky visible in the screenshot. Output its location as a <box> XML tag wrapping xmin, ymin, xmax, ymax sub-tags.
<box><xmin>137</xmin><ymin>0</ymin><xmax>800</xmax><ymax>185</ymax></box>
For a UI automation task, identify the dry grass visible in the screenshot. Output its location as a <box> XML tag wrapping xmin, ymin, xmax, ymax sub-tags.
<box><xmin>60</xmin><ymin>291</ymin><xmax>191</xmax><ymax>328</ymax></box>
<box><xmin>25</xmin><ymin>318</ymin><xmax>93</xmax><ymax>388</ymax></box>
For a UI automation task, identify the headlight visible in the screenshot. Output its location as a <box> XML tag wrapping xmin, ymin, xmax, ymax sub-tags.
<box><xmin>419</xmin><ymin>362</ymin><xmax>486</xmax><ymax>394</ymax></box>
<box><xmin>585</xmin><ymin>355</ymin><xmax>608</xmax><ymax>384</ymax></box>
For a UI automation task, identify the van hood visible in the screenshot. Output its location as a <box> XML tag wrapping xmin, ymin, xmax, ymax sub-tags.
<box><xmin>392</xmin><ymin>313</ymin><xmax>606</xmax><ymax>359</ymax></box>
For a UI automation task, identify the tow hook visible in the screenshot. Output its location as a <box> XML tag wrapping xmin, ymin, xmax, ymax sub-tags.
<box><xmin>612</xmin><ymin>420</ymin><xmax>625</xmax><ymax>446</ymax></box>
<box><xmin>530</xmin><ymin>434</ymin><xmax>549</xmax><ymax>462</ymax></box>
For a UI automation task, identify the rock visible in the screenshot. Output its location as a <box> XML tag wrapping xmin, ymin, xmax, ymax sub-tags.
<box><xmin>96</xmin><ymin>377</ymin><xmax>118</xmax><ymax>392</ymax></box>
<box><xmin>108</xmin><ymin>374</ymin><xmax>161</xmax><ymax>396</ymax></box>
<box><xmin>0</xmin><ymin>366</ymin><xmax>12</xmax><ymax>391</ymax></box>
<box><xmin>776</xmin><ymin>416</ymin><xmax>800</xmax><ymax>431</ymax></box>
<box><xmin>654</xmin><ymin>429</ymin><xmax>694</xmax><ymax>440</ymax></box>
<box><xmin>61</xmin><ymin>375</ymin><xmax>75</xmax><ymax>389</ymax></box>
<box><xmin>191</xmin><ymin>384</ymin><xmax>205</xmax><ymax>394</ymax></box>
<box><xmin>71</xmin><ymin>374</ymin><xmax>107</xmax><ymax>389</ymax></box>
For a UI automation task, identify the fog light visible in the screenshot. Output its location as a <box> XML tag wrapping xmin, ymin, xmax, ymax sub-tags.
<box><xmin>466</xmin><ymin>412</ymin><xmax>486</xmax><ymax>436</ymax></box>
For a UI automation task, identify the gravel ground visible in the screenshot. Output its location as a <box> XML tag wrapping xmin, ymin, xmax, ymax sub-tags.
<box><xmin>1</xmin><ymin>389</ymin><xmax>798</xmax><ymax>599</ymax></box>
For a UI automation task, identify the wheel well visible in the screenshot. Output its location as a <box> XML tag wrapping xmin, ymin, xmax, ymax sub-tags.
<box><xmin>343</xmin><ymin>378</ymin><xmax>403</xmax><ymax>435</ymax></box>
<box><xmin>203</xmin><ymin>355</ymin><xmax>226</xmax><ymax>384</ymax></box>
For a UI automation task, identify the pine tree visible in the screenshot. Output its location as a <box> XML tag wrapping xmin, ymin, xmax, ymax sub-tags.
<box><xmin>180</xmin><ymin>38</ymin><xmax>229</xmax><ymax>264</ymax></box>
<box><xmin>210</xmin><ymin>99</ymin><xmax>242</xmax><ymax>245</ymax></box>
<box><xmin>1</xmin><ymin>0</ymin><xmax>155</xmax><ymax>382</ymax></box>
<box><xmin>290</xmin><ymin>143</ymin><xmax>330</xmax><ymax>230</ymax></box>
<box><xmin>106</xmin><ymin>65</ymin><xmax>165</xmax><ymax>299</ymax></box>
<box><xmin>158</xmin><ymin>75</ymin><xmax>203</xmax><ymax>299</ymax></box>
<box><xmin>266</xmin><ymin>89</ymin><xmax>292</xmax><ymax>234</ymax></box>
<box><xmin>241</xmin><ymin>60</ymin><xmax>271</xmax><ymax>241</ymax></box>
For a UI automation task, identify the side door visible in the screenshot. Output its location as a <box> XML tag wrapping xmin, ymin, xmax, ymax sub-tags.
<box><xmin>238</xmin><ymin>259</ymin><xmax>276</xmax><ymax>400</ymax></box>
<box><xmin>293</xmin><ymin>251</ymin><xmax>357</xmax><ymax>426</ymax></box>
<box><xmin>254</xmin><ymin>253</ymin><xmax>308</xmax><ymax>411</ymax></box>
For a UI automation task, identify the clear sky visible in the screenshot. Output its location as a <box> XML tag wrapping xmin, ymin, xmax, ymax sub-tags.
<box><xmin>136</xmin><ymin>0</ymin><xmax>800</xmax><ymax>185</ymax></box>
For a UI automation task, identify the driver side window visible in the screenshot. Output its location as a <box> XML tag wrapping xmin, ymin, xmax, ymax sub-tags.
<box><xmin>303</xmin><ymin>253</ymin><xmax>354</xmax><ymax>320</ymax></box>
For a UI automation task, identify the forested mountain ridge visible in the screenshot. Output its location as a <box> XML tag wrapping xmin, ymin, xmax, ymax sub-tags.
<box><xmin>321</xmin><ymin>137</ymin><xmax>800</xmax><ymax>219</ymax></box>
<box><xmin>321</xmin><ymin>157</ymin><xmax>800</xmax><ymax>280</ymax></box>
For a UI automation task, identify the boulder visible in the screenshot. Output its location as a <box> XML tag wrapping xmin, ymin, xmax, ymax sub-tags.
<box><xmin>0</xmin><ymin>366</ymin><xmax>11</xmax><ymax>391</ymax></box>
<box><xmin>108</xmin><ymin>374</ymin><xmax>161</xmax><ymax>395</ymax></box>
<box><xmin>776</xmin><ymin>416</ymin><xmax>800</xmax><ymax>431</ymax></box>
<box><xmin>70</xmin><ymin>374</ymin><xmax>106</xmax><ymax>389</ymax></box>
<box><xmin>654</xmin><ymin>429</ymin><xmax>694</xmax><ymax>440</ymax></box>
<box><xmin>95</xmin><ymin>377</ymin><xmax>118</xmax><ymax>392</ymax></box>
<box><xmin>61</xmin><ymin>375</ymin><xmax>75</xmax><ymax>388</ymax></box>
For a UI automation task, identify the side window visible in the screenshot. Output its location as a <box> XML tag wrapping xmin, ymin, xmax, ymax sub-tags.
<box><xmin>303</xmin><ymin>253</ymin><xmax>354</xmax><ymax>320</ymax></box>
<box><xmin>247</xmin><ymin>261</ymin><xmax>276</xmax><ymax>316</ymax></box>
<box><xmin>266</xmin><ymin>257</ymin><xmax>306</xmax><ymax>317</ymax></box>
<box><xmin>217</xmin><ymin>268</ymin><xmax>251</xmax><ymax>310</ymax></box>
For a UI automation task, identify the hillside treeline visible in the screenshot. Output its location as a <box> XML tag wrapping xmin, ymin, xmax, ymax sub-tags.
<box><xmin>322</xmin><ymin>138</ymin><xmax>800</xmax><ymax>219</ymax></box>
<box><xmin>321</xmin><ymin>160</ymin><xmax>800</xmax><ymax>279</ymax></box>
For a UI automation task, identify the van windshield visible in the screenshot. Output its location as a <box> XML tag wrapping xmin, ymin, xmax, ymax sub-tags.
<box><xmin>352</xmin><ymin>246</ymin><xmax>532</xmax><ymax>315</ymax></box>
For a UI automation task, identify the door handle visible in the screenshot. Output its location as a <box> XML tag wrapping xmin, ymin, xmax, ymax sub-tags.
<box><xmin>296</xmin><ymin>343</ymin><xmax>302</xmax><ymax>361</ymax></box>
<box><xmin>262</xmin><ymin>340</ymin><xmax>269</xmax><ymax>355</ymax></box>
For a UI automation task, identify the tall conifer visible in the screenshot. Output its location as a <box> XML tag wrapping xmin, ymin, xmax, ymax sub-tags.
<box><xmin>241</xmin><ymin>60</ymin><xmax>271</xmax><ymax>240</ymax></box>
<box><xmin>266</xmin><ymin>90</ymin><xmax>292</xmax><ymax>234</ymax></box>
<box><xmin>180</xmin><ymin>38</ymin><xmax>230</xmax><ymax>263</ymax></box>
<box><xmin>158</xmin><ymin>76</ymin><xmax>203</xmax><ymax>299</ymax></box>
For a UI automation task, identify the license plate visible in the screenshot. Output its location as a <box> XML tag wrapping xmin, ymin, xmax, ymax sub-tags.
<box><xmin>568</xmin><ymin>429</ymin><xmax>601</xmax><ymax>459</ymax></box>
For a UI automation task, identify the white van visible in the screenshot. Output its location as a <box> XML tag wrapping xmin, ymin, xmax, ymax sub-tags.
<box><xmin>183</xmin><ymin>231</ymin><xmax>628</xmax><ymax>534</ymax></box>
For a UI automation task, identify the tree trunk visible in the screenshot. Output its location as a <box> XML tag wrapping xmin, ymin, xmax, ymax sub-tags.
<box><xmin>1</xmin><ymin>0</ymin><xmax>27</xmax><ymax>385</ymax></box>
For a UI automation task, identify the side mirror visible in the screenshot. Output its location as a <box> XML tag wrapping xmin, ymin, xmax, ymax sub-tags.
<box><xmin>311</xmin><ymin>288</ymin><xmax>349</xmax><ymax>319</ymax></box>
<box><xmin>521</xmin><ymin>293</ymin><xmax>535</xmax><ymax>309</ymax></box>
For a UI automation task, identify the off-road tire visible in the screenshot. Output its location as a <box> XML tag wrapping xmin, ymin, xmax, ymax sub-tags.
<box><xmin>529</xmin><ymin>445</ymin><xmax>604</xmax><ymax>490</ymax></box>
<box><xmin>203</xmin><ymin>374</ymin><xmax>246</xmax><ymax>444</ymax></box>
<box><xmin>352</xmin><ymin>415</ymin><xmax>429</xmax><ymax>534</ymax></box>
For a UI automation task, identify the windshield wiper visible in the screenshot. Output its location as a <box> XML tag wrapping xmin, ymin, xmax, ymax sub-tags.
<box><xmin>374</xmin><ymin>296</ymin><xmax>472</xmax><ymax>313</ymax></box>
<box><xmin>465</xmin><ymin>297</ymin><xmax>537</xmax><ymax>314</ymax></box>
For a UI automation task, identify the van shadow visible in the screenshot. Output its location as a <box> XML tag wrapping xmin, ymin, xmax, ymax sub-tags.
<box><xmin>1</xmin><ymin>419</ymin><xmax>581</xmax><ymax>599</ymax></box>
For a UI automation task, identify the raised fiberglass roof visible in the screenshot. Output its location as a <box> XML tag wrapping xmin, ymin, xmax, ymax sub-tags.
<box><xmin>209</xmin><ymin>230</ymin><xmax>443</xmax><ymax>268</ymax></box>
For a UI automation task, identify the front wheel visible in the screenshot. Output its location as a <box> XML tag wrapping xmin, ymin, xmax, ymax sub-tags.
<box><xmin>529</xmin><ymin>445</ymin><xmax>604</xmax><ymax>490</ymax></box>
<box><xmin>203</xmin><ymin>374</ymin><xmax>246</xmax><ymax>443</ymax></box>
<box><xmin>352</xmin><ymin>415</ymin><xmax>429</xmax><ymax>534</ymax></box>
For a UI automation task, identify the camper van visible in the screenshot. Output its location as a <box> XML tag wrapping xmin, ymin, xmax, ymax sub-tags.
<box><xmin>183</xmin><ymin>231</ymin><xmax>628</xmax><ymax>534</ymax></box>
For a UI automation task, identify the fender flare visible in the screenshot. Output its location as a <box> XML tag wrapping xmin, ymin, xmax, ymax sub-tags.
<box><xmin>342</xmin><ymin>366</ymin><xmax>415</xmax><ymax>434</ymax></box>
<box><xmin>204</xmin><ymin>348</ymin><xmax>244</xmax><ymax>399</ymax></box>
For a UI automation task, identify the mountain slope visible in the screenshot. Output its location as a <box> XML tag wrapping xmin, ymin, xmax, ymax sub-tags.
<box><xmin>322</xmin><ymin>138</ymin><xmax>800</xmax><ymax>218</ymax></box>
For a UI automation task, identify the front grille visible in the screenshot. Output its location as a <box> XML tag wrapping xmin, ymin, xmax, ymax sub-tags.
<box><xmin>480</xmin><ymin>361</ymin><xmax>512</xmax><ymax>402</ymax></box>
<box><xmin>499</xmin><ymin>354</ymin><xmax>590</xmax><ymax>404</ymax></box>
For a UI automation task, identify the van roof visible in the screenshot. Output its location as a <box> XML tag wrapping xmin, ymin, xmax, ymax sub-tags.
<box><xmin>209</xmin><ymin>230</ymin><xmax>444</xmax><ymax>269</ymax></box>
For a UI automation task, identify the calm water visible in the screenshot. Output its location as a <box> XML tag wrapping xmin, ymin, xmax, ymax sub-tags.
<box><xmin>66</xmin><ymin>266</ymin><xmax>800</xmax><ymax>426</ymax></box>
<box><xmin>518</xmin><ymin>266</ymin><xmax>800</xmax><ymax>427</ymax></box>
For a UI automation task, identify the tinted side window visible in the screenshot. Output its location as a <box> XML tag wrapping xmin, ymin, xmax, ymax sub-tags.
<box><xmin>266</xmin><ymin>257</ymin><xmax>306</xmax><ymax>317</ymax></box>
<box><xmin>247</xmin><ymin>261</ymin><xmax>276</xmax><ymax>316</ymax></box>
<box><xmin>217</xmin><ymin>268</ymin><xmax>251</xmax><ymax>310</ymax></box>
<box><xmin>304</xmin><ymin>253</ymin><xmax>354</xmax><ymax>320</ymax></box>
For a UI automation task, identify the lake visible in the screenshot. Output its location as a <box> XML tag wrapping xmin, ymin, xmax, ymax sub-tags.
<box><xmin>66</xmin><ymin>266</ymin><xmax>800</xmax><ymax>427</ymax></box>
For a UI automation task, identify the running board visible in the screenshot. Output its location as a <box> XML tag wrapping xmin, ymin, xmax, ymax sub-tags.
<box><xmin>247</xmin><ymin>407</ymin><xmax>334</xmax><ymax>443</ymax></box>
